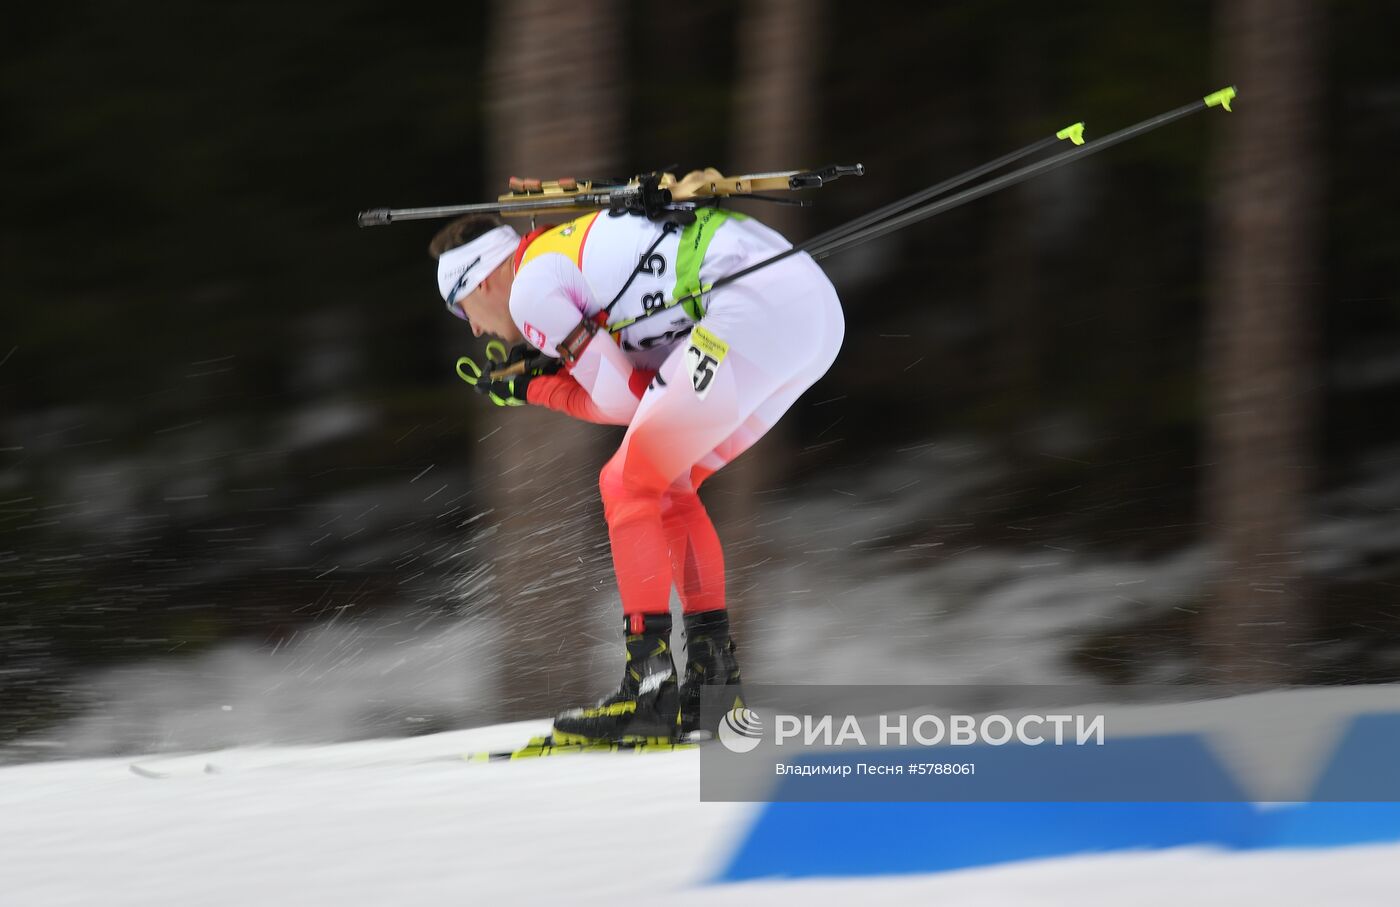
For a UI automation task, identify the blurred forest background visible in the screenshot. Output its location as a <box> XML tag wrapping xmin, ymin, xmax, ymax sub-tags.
<box><xmin>3</xmin><ymin>0</ymin><xmax>1398</xmax><ymax>758</ymax></box>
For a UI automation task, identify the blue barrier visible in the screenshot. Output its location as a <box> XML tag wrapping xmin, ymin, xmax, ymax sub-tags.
<box><xmin>720</xmin><ymin>801</ymin><xmax>1400</xmax><ymax>881</ymax></box>
<box><xmin>717</xmin><ymin>709</ymin><xmax>1400</xmax><ymax>882</ymax></box>
<box><xmin>1310</xmin><ymin>713</ymin><xmax>1400</xmax><ymax>801</ymax></box>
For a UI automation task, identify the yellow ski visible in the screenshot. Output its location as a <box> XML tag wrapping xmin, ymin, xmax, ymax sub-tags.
<box><xmin>463</xmin><ymin>735</ymin><xmax>698</xmax><ymax>763</ymax></box>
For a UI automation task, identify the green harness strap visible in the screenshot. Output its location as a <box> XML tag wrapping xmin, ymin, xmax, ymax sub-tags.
<box><xmin>671</xmin><ymin>207</ymin><xmax>747</xmax><ymax>322</ymax></box>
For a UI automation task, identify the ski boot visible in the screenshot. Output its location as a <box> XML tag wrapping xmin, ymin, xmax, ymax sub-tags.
<box><xmin>677</xmin><ymin>609</ymin><xmax>745</xmax><ymax>741</ymax></box>
<box><xmin>552</xmin><ymin>613</ymin><xmax>679</xmax><ymax>745</ymax></box>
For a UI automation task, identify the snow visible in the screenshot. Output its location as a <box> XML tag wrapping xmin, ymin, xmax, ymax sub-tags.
<box><xmin>2</xmin><ymin>722</ymin><xmax>1397</xmax><ymax>906</ymax></box>
<box><xmin>0</xmin><ymin>722</ymin><xmax>747</xmax><ymax>906</ymax></box>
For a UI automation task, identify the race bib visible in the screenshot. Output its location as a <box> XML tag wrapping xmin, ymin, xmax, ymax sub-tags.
<box><xmin>685</xmin><ymin>325</ymin><xmax>729</xmax><ymax>400</ymax></box>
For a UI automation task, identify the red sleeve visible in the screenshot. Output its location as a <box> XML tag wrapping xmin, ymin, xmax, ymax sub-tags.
<box><xmin>526</xmin><ymin>369</ymin><xmax>657</xmax><ymax>425</ymax></box>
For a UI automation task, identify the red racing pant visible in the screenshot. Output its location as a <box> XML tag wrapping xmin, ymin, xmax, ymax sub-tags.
<box><xmin>598</xmin><ymin>251</ymin><xmax>844</xmax><ymax>626</ymax></box>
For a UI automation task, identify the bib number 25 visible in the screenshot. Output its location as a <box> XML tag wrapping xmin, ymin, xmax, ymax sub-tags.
<box><xmin>685</xmin><ymin>325</ymin><xmax>730</xmax><ymax>401</ymax></box>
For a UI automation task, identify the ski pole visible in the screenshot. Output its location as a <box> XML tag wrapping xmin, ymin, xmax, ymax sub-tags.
<box><xmin>626</xmin><ymin>87</ymin><xmax>1235</xmax><ymax>330</ymax></box>
<box><xmin>802</xmin><ymin>124</ymin><xmax>1082</xmax><ymax>258</ymax></box>
<box><xmin>627</xmin><ymin>124</ymin><xmax>1086</xmax><ymax>329</ymax></box>
<box><xmin>805</xmin><ymin>88</ymin><xmax>1237</xmax><ymax>260</ymax></box>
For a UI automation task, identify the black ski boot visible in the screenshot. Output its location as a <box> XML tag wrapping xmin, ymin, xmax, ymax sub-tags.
<box><xmin>552</xmin><ymin>613</ymin><xmax>679</xmax><ymax>745</ymax></box>
<box><xmin>677</xmin><ymin>610</ymin><xmax>745</xmax><ymax>740</ymax></box>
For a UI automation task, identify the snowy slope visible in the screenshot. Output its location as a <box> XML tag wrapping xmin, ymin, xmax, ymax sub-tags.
<box><xmin>3</xmin><ymin>721</ymin><xmax>1398</xmax><ymax>907</ymax></box>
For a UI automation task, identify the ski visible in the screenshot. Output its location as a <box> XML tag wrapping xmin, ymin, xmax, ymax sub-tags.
<box><xmin>464</xmin><ymin>734</ymin><xmax>699</xmax><ymax>763</ymax></box>
<box><xmin>129</xmin><ymin>760</ymin><xmax>217</xmax><ymax>779</ymax></box>
<box><xmin>128</xmin><ymin>750</ymin><xmax>229</xmax><ymax>778</ymax></box>
<box><xmin>124</xmin><ymin>733</ymin><xmax>704</xmax><ymax>777</ymax></box>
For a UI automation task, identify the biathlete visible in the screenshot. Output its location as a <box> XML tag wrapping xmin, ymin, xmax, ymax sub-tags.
<box><xmin>430</xmin><ymin>203</ymin><xmax>843</xmax><ymax>743</ymax></box>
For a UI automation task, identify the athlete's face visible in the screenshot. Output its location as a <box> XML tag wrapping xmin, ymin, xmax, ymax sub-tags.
<box><xmin>456</xmin><ymin>260</ymin><xmax>522</xmax><ymax>344</ymax></box>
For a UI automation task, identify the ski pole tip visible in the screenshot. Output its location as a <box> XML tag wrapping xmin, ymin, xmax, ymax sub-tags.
<box><xmin>1056</xmin><ymin>122</ymin><xmax>1086</xmax><ymax>146</ymax></box>
<box><xmin>1204</xmin><ymin>86</ymin><xmax>1237</xmax><ymax>112</ymax></box>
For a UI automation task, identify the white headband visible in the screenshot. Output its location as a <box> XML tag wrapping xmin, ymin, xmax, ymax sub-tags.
<box><xmin>437</xmin><ymin>224</ymin><xmax>520</xmax><ymax>311</ymax></box>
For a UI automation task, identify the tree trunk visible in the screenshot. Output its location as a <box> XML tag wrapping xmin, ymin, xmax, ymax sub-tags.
<box><xmin>481</xmin><ymin>0</ymin><xmax>622</xmax><ymax>715</ymax></box>
<box><xmin>716</xmin><ymin>0</ymin><xmax>825</xmax><ymax>665</ymax></box>
<box><xmin>984</xmin><ymin>24</ymin><xmax>1042</xmax><ymax>437</ymax></box>
<box><xmin>1202</xmin><ymin>0</ymin><xmax>1321</xmax><ymax>683</ymax></box>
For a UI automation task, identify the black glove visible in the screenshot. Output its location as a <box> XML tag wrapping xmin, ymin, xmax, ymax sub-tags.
<box><xmin>455</xmin><ymin>341</ymin><xmax>562</xmax><ymax>408</ymax></box>
<box><xmin>495</xmin><ymin>340</ymin><xmax>564</xmax><ymax>377</ymax></box>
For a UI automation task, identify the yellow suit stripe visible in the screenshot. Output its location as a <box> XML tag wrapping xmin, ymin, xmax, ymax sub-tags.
<box><xmin>518</xmin><ymin>211</ymin><xmax>602</xmax><ymax>271</ymax></box>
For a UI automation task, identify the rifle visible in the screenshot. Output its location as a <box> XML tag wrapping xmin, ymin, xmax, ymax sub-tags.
<box><xmin>357</xmin><ymin>165</ymin><xmax>866</xmax><ymax>227</ymax></box>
